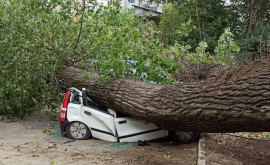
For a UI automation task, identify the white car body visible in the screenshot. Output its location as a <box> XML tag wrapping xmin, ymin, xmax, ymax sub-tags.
<box><xmin>61</xmin><ymin>88</ymin><xmax>168</xmax><ymax>142</ymax></box>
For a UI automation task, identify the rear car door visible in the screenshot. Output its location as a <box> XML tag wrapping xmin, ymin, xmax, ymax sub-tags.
<box><xmin>66</xmin><ymin>89</ymin><xmax>82</xmax><ymax>117</ymax></box>
<box><xmin>81</xmin><ymin>89</ymin><xmax>117</xmax><ymax>142</ymax></box>
<box><xmin>114</xmin><ymin>112</ymin><xmax>166</xmax><ymax>142</ymax></box>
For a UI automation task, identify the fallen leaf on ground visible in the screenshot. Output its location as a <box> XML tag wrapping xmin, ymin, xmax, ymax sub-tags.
<box><xmin>40</xmin><ymin>145</ymin><xmax>48</xmax><ymax>150</ymax></box>
<box><xmin>42</xmin><ymin>129</ymin><xmax>51</xmax><ymax>135</ymax></box>
<box><xmin>50</xmin><ymin>160</ymin><xmax>56</xmax><ymax>164</ymax></box>
<box><xmin>163</xmin><ymin>154</ymin><xmax>171</xmax><ymax>159</ymax></box>
<box><xmin>184</xmin><ymin>147</ymin><xmax>197</xmax><ymax>151</ymax></box>
<box><xmin>45</xmin><ymin>123</ymin><xmax>52</xmax><ymax>129</ymax></box>
<box><xmin>137</xmin><ymin>147</ymin><xmax>145</xmax><ymax>151</ymax></box>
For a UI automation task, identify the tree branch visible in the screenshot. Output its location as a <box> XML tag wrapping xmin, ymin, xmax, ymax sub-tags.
<box><xmin>45</xmin><ymin>46</ymin><xmax>71</xmax><ymax>65</ymax></box>
<box><xmin>0</xmin><ymin>22</ymin><xmax>71</xmax><ymax>65</ymax></box>
<box><xmin>72</xmin><ymin>46</ymin><xmax>111</xmax><ymax>63</ymax></box>
<box><xmin>72</xmin><ymin>0</ymin><xmax>86</xmax><ymax>63</ymax></box>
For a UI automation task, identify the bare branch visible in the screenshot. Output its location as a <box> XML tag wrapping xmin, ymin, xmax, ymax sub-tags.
<box><xmin>72</xmin><ymin>47</ymin><xmax>111</xmax><ymax>63</ymax></box>
<box><xmin>72</xmin><ymin>0</ymin><xmax>86</xmax><ymax>63</ymax></box>
<box><xmin>46</xmin><ymin>46</ymin><xmax>71</xmax><ymax>65</ymax></box>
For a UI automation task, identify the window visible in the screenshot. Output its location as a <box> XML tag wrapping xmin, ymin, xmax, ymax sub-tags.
<box><xmin>84</xmin><ymin>90</ymin><xmax>109</xmax><ymax>114</ymax></box>
<box><xmin>128</xmin><ymin>0</ymin><xmax>135</xmax><ymax>3</ymax></box>
<box><xmin>70</xmin><ymin>90</ymin><xmax>81</xmax><ymax>104</ymax></box>
<box><xmin>116</xmin><ymin>111</ymin><xmax>131</xmax><ymax>118</ymax></box>
<box><xmin>85</xmin><ymin>97</ymin><xmax>97</xmax><ymax>108</ymax></box>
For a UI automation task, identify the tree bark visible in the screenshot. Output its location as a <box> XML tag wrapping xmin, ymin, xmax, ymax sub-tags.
<box><xmin>57</xmin><ymin>58</ymin><xmax>270</xmax><ymax>132</ymax></box>
<box><xmin>245</xmin><ymin>0</ymin><xmax>263</xmax><ymax>39</ymax></box>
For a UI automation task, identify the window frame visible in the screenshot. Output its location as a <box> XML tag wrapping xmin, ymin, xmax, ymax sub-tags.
<box><xmin>82</xmin><ymin>89</ymin><xmax>113</xmax><ymax>116</ymax></box>
<box><xmin>69</xmin><ymin>89</ymin><xmax>81</xmax><ymax>105</ymax></box>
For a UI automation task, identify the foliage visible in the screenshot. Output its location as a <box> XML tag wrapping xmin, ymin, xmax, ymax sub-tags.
<box><xmin>1</xmin><ymin>0</ymin><xmax>264</xmax><ymax>118</ymax></box>
<box><xmin>165</xmin><ymin>41</ymin><xmax>212</xmax><ymax>66</ymax></box>
<box><xmin>0</xmin><ymin>0</ymin><xmax>65</xmax><ymax>117</ymax></box>
<box><xmin>0</xmin><ymin>0</ymin><xmax>177</xmax><ymax>117</ymax></box>
<box><xmin>187</xmin><ymin>41</ymin><xmax>214</xmax><ymax>64</ymax></box>
<box><xmin>91</xmin><ymin>3</ymin><xmax>177</xmax><ymax>83</ymax></box>
<box><xmin>159</xmin><ymin>3</ymin><xmax>194</xmax><ymax>46</ymax></box>
<box><xmin>165</xmin><ymin>42</ymin><xmax>190</xmax><ymax>67</ymax></box>
<box><xmin>157</xmin><ymin>0</ymin><xmax>270</xmax><ymax>61</ymax></box>
<box><xmin>214</xmin><ymin>28</ymin><xmax>240</xmax><ymax>65</ymax></box>
<box><xmin>236</xmin><ymin>21</ymin><xmax>270</xmax><ymax>64</ymax></box>
<box><xmin>164</xmin><ymin>28</ymin><xmax>240</xmax><ymax>67</ymax></box>
<box><xmin>160</xmin><ymin>0</ymin><xmax>230</xmax><ymax>50</ymax></box>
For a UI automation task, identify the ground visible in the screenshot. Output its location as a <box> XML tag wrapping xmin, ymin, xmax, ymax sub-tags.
<box><xmin>206</xmin><ymin>133</ymin><xmax>270</xmax><ymax>165</ymax></box>
<box><xmin>2</xmin><ymin>112</ymin><xmax>270</xmax><ymax>165</ymax></box>
<box><xmin>0</xmin><ymin>112</ymin><xmax>197</xmax><ymax>165</ymax></box>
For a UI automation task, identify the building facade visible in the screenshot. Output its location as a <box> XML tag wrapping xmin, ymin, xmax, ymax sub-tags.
<box><xmin>120</xmin><ymin>0</ymin><xmax>162</xmax><ymax>13</ymax></box>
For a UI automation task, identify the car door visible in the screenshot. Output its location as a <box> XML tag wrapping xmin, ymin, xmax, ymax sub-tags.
<box><xmin>66</xmin><ymin>89</ymin><xmax>82</xmax><ymax>117</ymax></box>
<box><xmin>81</xmin><ymin>89</ymin><xmax>117</xmax><ymax>142</ymax></box>
<box><xmin>114</xmin><ymin>112</ymin><xmax>166</xmax><ymax>142</ymax></box>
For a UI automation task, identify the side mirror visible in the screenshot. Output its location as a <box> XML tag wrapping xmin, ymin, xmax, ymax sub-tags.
<box><xmin>82</xmin><ymin>88</ymin><xmax>87</xmax><ymax>106</ymax></box>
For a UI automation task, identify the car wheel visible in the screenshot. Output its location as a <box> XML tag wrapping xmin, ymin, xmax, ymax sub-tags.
<box><xmin>169</xmin><ymin>131</ymin><xmax>199</xmax><ymax>144</ymax></box>
<box><xmin>66</xmin><ymin>122</ymin><xmax>91</xmax><ymax>140</ymax></box>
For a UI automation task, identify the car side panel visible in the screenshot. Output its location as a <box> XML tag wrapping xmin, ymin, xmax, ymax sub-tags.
<box><xmin>67</xmin><ymin>103</ymin><xmax>81</xmax><ymax>116</ymax></box>
<box><xmin>114</xmin><ymin>117</ymin><xmax>167</xmax><ymax>142</ymax></box>
<box><xmin>81</xmin><ymin>106</ymin><xmax>117</xmax><ymax>142</ymax></box>
<box><xmin>119</xmin><ymin>130</ymin><xmax>167</xmax><ymax>142</ymax></box>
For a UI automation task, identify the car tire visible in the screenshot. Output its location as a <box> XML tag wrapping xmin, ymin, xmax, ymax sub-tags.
<box><xmin>169</xmin><ymin>131</ymin><xmax>200</xmax><ymax>144</ymax></box>
<box><xmin>66</xmin><ymin>122</ymin><xmax>91</xmax><ymax>140</ymax></box>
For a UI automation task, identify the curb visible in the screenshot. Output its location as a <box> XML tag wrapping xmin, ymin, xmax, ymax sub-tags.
<box><xmin>197</xmin><ymin>133</ymin><xmax>206</xmax><ymax>165</ymax></box>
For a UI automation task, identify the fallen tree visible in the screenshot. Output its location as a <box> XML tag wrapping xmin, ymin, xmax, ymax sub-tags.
<box><xmin>57</xmin><ymin>57</ymin><xmax>270</xmax><ymax>132</ymax></box>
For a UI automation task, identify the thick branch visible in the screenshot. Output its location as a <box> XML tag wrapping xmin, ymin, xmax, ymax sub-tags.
<box><xmin>57</xmin><ymin>58</ymin><xmax>270</xmax><ymax>132</ymax></box>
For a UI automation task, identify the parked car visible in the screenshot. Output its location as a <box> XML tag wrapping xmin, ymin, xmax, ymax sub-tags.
<box><xmin>59</xmin><ymin>88</ymin><xmax>199</xmax><ymax>143</ymax></box>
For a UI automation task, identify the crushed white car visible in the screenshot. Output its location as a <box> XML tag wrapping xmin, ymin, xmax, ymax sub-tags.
<box><xmin>59</xmin><ymin>88</ymin><xmax>199</xmax><ymax>143</ymax></box>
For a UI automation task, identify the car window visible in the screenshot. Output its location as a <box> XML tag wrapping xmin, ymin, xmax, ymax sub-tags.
<box><xmin>70</xmin><ymin>91</ymin><xmax>81</xmax><ymax>104</ymax></box>
<box><xmin>85</xmin><ymin>97</ymin><xmax>96</xmax><ymax>107</ymax></box>
<box><xmin>85</xmin><ymin>93</ymin><xmax>109</xmax><ymax>114</ymax></box>
<box><xmin>116</xmin><ymin>111</ymin><xmax>131</xmax><ymax>118</ymax></box>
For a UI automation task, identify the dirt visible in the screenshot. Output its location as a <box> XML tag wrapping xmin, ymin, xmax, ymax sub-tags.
<box><xmin>0</xmin><ymin>113</ymin><xmax>198</xmax><ymax>165</ymax></box>
<box><xmin>2</xmin><ymin>114</ymin><xmax>270</xmax><ymax>165</ymax></box>
<box><xmin>205</xmin><ymin>133</ymin><xmax>270</xmax><ymax>165</ymax></box>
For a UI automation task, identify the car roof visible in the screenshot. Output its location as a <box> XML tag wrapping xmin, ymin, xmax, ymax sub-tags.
<box><xmin>69</xmin><ymin>87</ymin><xmax>82</xmax><ymax>94</ymax></box>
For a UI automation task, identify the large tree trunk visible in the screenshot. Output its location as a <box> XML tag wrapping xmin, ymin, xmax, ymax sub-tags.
<box><xmin>57</xmin><ymin>58</ymin><xmax>270</xmax><ymax>132</ymax></box>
